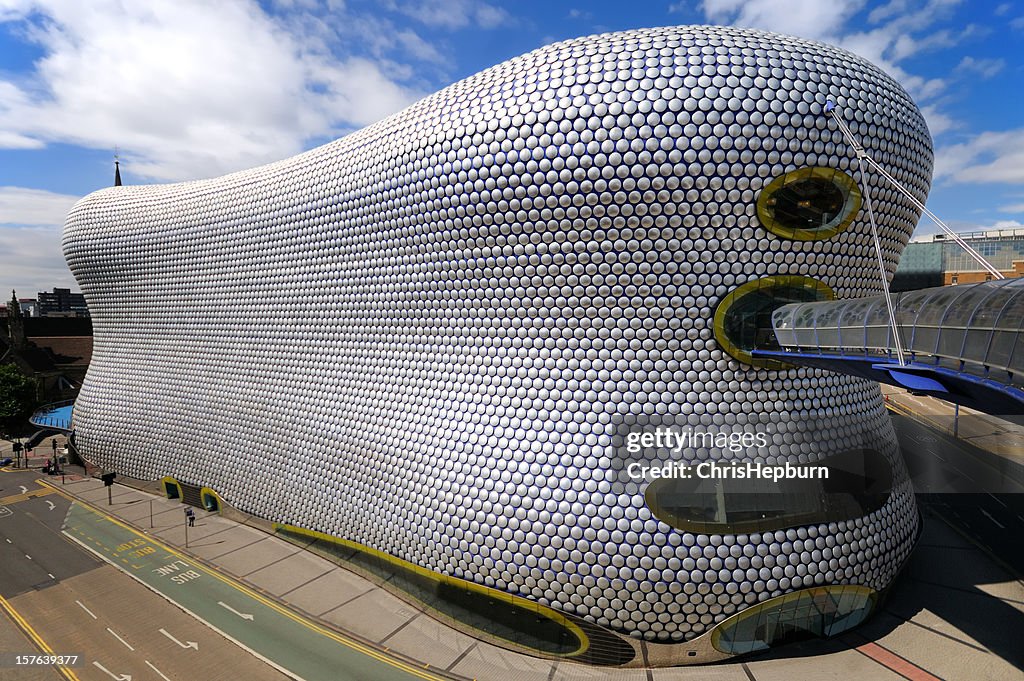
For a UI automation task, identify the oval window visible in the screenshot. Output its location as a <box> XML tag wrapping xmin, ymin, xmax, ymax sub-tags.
<box><xmin>757</xmin><ymin>167</ymin><xmax>862</xmax><ymax>240</ymax></box>
<box><xmin>713</xmin><ymin>275</ymin><xmax>833</xmax><ymax>369</ymax></box>
<box><xmin>644</xmin><ymin>448</ymin><xmax>893</xmax><ymax>535</ymax></box>
<box><xmin>711</xmin><ymin>585</ymin><xmax>877</xmax><ymax>656</ymax></box>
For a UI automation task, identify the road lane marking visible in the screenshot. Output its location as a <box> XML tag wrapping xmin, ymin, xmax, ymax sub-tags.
<box><xmin>0</xmin><ymin>592</ymin><xmax>81</xmax><ymax>681</ymax></box>
<box><xmin>76</xmin><ymin>600</ymin><xmax>97</xmax><ymax>619</ymax></box>
<box><xmin>93</xmin><ymin>661</ymin><xmax>132</xmax><ymax>681</ymax></box>
<box><xmin>146</xmin><ymin>660</ymin><xmax>172</xmax><ymax>681</ymax></box>
<box><xmin>46</xmin><ymin>500</ymin><xmax>56</xmax><ymax>511</ymax></box>
<box><xmin>106</xmin><ymin>626</ymin><xmax>135</xmax><ymax>651</ymax></box>
<box><xmin>980</xmin><ymin>508</ymin><xmax>1006</xmax><ymax>529</ymax></box>
<box><xmin>25</xmin><ymin>554</ymin><xmax>32</xmax><ymax>560</ymax></box>
<box><xmin>159</xmin><ymin>627</ymin><xmax>199</xmax><ymax>650</ymax></box>
<box><xmin>218</xmin><ymin>601</ymin><xmax>254</xmax><ymax>621</ymax></box>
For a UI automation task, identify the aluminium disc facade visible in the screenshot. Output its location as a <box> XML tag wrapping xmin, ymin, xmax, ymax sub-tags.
<box><xmin>63</xmin><ymin>25</ymin><xmax>932</xmax><ymax>662</ymax></box>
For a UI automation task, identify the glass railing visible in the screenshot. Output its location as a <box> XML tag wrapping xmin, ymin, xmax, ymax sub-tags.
<box><xmin>29</xmin><ymin>399</ymin><xmax>76</xmax><ymax>431</ymax></box>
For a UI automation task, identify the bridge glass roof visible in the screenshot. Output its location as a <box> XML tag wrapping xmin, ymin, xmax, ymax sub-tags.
<box><xmin>771</xmin><ymin>278</ymin><xmax>1024</xmax><ymax>387</ymax></box>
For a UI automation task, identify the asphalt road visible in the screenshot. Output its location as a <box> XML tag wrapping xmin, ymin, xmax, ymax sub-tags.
<box><xmin>58</xmin><ymin>499</ymin><xmax>448</xmax><ymax>681</ymax></box>
<box><xmin>0</xmin><ymin>470</ymin><xmax>99</xmax><ymax>599</ymax></box>
<box><xmin>1</xmin><ymin>468</ymin><xmax>452</xmax><ymax>681</ymax></box>
<box><xmin>891</xmin><ymin>411</ymin><xmax>1024</xmax><ymax>577</ymax></box>
<box><xmin>0</xmin><ymin>469</ymin><xmax>288</xmax><ymax>681</ymax></box>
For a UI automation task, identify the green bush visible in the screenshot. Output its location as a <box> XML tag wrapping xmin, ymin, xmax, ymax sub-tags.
<box><xmin>0</xmin><ymin>364</ymin><xmax>36</xmax><ymax>436</ymax></box>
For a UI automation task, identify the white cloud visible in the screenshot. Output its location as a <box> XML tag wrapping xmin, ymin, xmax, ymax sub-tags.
<box><xmin>954</xmin><ymin>56</ymin><xmax>1005</xmax><ymax>79</ymax></box>
<box><xmin>920</xmin><ymin>105</ymin><xmax>957</xmax><ymax>137</ymax></box>
<box><xmin>0</xmin><ymin>0</ymin><xmax>424</xmax><ymax>182</ymax></box>
<box><xmin>999</xmin><ymin>202</ymin><xmax>1024</xmax><ymax>213</ymax></box>
<box><xmin>0</xmin><ymin>222</ymin><xmax>77</xmax><ymax>297</ymax></box>
<box><xmin>699</xmin><ymin>0</ymin><xmax>865</xmax><ymax>41</ymax></box>
<box><xmin>699</xmin><ymin>0</ymin><xmax>1008</xmax><ymax>150</ymax></box>
<box><xmin>979</xmin><ymin>219</ymin><xmax>1023</xmax><ymax>229</ymax></box>
<box><xmin>393</xmin><ymin>0</ymin><xmax>510</xmax><ymax>30</ymax></box>
<box><xmin>395</xmin><ymin>29</ymin><xmax>449</xmax><ymax>65</ymax></box>
<box><xmin>0</xmin><ymin>187</ymin><xmax>82</xmax><ymax>294</ymax></box>
<box><xmin>934</xmin><ymin>129</ymin><xmax>1024</xmax><ymax>185</ymax></box>
<box><xmin>0</xmin><ymin>186</ymin><xmax>81</xmax><ymax>226</ymax></box>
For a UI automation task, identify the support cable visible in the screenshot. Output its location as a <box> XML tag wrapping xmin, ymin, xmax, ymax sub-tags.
<box><xmin>826</xmin><ymin>102</ymin><xmax>907</xmax><ymax>365</ymax></box>
<box><xmin>826</xmin><ymin>102</ymin><xmax>1003</xmax><ymax>279</ymax></box>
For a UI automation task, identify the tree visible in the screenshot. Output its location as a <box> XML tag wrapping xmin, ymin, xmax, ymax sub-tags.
<box><xmin>0</xmin><ymin>364</ymin><xmax>36</xmax><ymax>437</ymax></box>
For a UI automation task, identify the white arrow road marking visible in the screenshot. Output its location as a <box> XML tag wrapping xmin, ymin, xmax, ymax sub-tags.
<box><xmin>159</xmin><ymin>628</ymin><xmax>199</xmax><ymax>650</ymax></box>
<box><xmin>19</xmin><ymin>486</ymin><xmax>27</xmax><ymax>494</ymax></box>
<box><xmin>217</xmin><ymin>601</ymin><xmax>254</xmax><ymax>621</ymax></box>
<box><xmin>145</xmin><ymin>661</ymin><xmax>172</xmax><ymax>681</ymax></box>
<box><xmin>981</xmin><ymin>508</ymin><xmax>1006</xmax><ymax>529</ymax></box>
<box><xmin>76</xmin><ymin>600</ymin><xmax>97</xmax><ymax>619</ymax></box>
<box><xmin>93</xmin><ymin>661</ymin><xmax>132</xmax><ymax>681</ymax></box>
<box><xmin>45</xmin><ymin>500</ymin><xmax>55</xmax><ymax>511</ymax></box>
<box><xmin>106</xmin><ymin>627</ymin><xmax>135</xmax><ymax>651</ymax></box>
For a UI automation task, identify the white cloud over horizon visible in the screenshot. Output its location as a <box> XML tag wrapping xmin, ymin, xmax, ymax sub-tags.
<box><xmin>0</xmin><ymin>223</ymin><xmax>76</xmax><ymax>297</ymax></box>
<box><xmin>0</xmin><ymin>186</ymin><xmax>81</xmax><ymax>226</ymax></box>
<box><xmin>0</xmin><ymin>186</ymin><xmax>82</xmax><ymax>295</ymax></box>
<box><xmin>0</xmin><ymin>0</ymin><xmax>425</xmax><ymax>182</ymax></box>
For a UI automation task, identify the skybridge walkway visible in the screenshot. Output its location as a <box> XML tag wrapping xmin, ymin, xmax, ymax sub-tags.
<box><xmin>753</xmin><ymin>278</ymin><xmax>1024</xmax><ymax>415</ymax></box>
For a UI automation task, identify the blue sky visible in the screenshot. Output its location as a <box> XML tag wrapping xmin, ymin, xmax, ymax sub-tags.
<box><xmin>0</xmin><ymin>0</ymin><xmax>1022</xmax><ymax>296</ymax></box>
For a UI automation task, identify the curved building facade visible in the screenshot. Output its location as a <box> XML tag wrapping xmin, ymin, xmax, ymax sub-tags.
<box><xmin>64</xmin><ymin>25</ymin><xmax>931</xmax><ymax>665</ymax></box>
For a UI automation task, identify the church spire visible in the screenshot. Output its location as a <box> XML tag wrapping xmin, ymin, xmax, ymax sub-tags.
<box><xmin>8</xmin><ymin>289</ymin><xmax>25</xmax><ymax>350</ymax></box>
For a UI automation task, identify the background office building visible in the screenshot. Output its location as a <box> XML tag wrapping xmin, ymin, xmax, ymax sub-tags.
<box><xmin>892</xmin><ymin>227</ymin><xmax>1024</xmax><ymax>291</ymax></box>
<box><xmin>37</xmin><ymin>287</ymin><xmax>90</xmax><ymax>317</ymax></box>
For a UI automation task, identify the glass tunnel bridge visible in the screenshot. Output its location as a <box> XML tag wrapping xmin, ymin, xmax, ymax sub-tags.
<box><xmin>751</xmin><ymin>278</ymin><xmax>1024</xmax><ymax>415</ymax></box>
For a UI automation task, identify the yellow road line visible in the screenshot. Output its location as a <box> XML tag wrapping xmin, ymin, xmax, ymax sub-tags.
<box><xmin>0</xmin><ymin>487</ymin><xmax>57</xmax><ymax>506</ymax></box>
<box><xmin>42</xmin><ymin>481</ymin><xmax>450</xmax><ymax>681</ymax></box>
<box><xmin>0</xmin><ymin>593</ymin><xmax>81</xmax><ymax>681</ymax></box>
